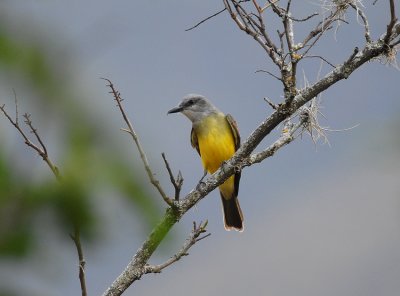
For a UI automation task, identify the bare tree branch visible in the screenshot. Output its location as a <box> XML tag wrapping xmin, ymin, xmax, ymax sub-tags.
<box><xmin>385</xmin><ymin>0</ymin><xmax>398</xmax><ymax>46</ymax></box>
<box><xmin>100</xmin><ymin>2</ymin><xmax>400</xmax><ymax>295</ymax></box>
<box><xmin>161</xmin><ymin>152</ymin><xmax>183</xmax><ymax>201</ymax></box>
<box><xmin>102</xmin><ymin>78</ymin><xmax>173</xmax><ymax>206</ymax></box>
<box><xmin>350</xmin><ymin>3</ymin><xmax>371</xmax><ymax>43</ymax></box>
<box><xmin>263</xmin><ymin>97</ymin><xmax>279</xmax><ymax>110</ymax></box>
<box><xmin>289</xmin><ymin>12</ymin><xmax>319</xmax><ymax>23</ymax></box>
<box><xmin>0</xmin><ymin>97</ymin><xmax>88</xmax><ymax>296</ymax></box>
<box><xmin>0</xmin><ymin>103</ymin><xmax>61</xmax><ymax>181</ymax></box>
<box><xmin>300</xmin><ymin>6</ymin><xmax>346</xmax><ymax>52</ymax></box>
<box><xmin>255</xmin><ymin>69</ymin><xmax>283</xmax><ymax>81</ymax></box>
<box><xmin>102</xmin><ymin>34</ymin><xmax>400</xmax><ymax>296</ymax></box>
<box><xmin>246</xmin><ymin>119</ymin><xmax>302</xmax><ymax>165</ymax></box>
<box><xmin>70</xmin><ymin>228</ymin><xmax>88</xmax><ymax>296</ymax></box>
<box><xmin>223</xmin><ymin>0</ymin><xmax>282</xmax><ymax>67</ymax></box>
<box><xmin>302</xmin><ymin>55</ymin><xmax>335</xmax><ymax>68</ymax></box>
<box><xmin>143</xmin><ymin>221</ymin><xmax>210</xmax><ymax>274</ymax></box>
<box><xmin>185</xmin><ymin>7</ymin><xmax>226</xmax><ymax>31</ymax></box>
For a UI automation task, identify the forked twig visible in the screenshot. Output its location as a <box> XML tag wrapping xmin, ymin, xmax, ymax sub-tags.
<box><xmin>0</xmin><ymin>103</ymin><xmax>60</xmax><ymax>181</ymax></box>
<box><xmin>161</xmin><ymin>152</ymin><xmax>184</xmax><ymax>201</ymax></box>
<box><xmin>143</xmin><ymin>221</ymin><xmax>210</xmax><ymax>274</ymax></box>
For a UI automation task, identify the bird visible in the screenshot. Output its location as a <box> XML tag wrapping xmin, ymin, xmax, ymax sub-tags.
<box><xmin>168</xmin><ymin>94</ymin><xmax>243</xmax><ymax>231</ymax></box>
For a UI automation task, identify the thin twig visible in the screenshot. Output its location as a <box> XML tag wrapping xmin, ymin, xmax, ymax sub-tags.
<box><xmin>23</xmin><ymin>113</ymin><xmax>48</xmax><ymax>157</ymax></box>
<box><xmin>13</xmin><ymin>89</ymin><xmax>18</xmax><ymax>126</ymax></box>
<box><xmin>263</xmin><ymin>97</ymin><xmax>279</xmax><ymax>110</ymax></box>
<box><xmin>349</xmin><ymin>3</ymin><xmax>371</xmax><ymax>43</ymax></box>
<box><xmin>0</xmin><ymin>104</ymin><xmax>61</xmax><ymax>181</ymax></box>
<box><xmin>252</xmin><ymin>2</ymin><xmax>280</xmax><ymax>55</ymax></box>
<box><xmin>289</xmin><ymin>12</ymin><xmax>319</xmax><ymax>22</ymax></box>
<box><xmin>345</xmin><ymin>47</ymin><xmax>360</xmax><ymax>64</ymax></box>
<box><xmin>384</xmin><ymin>0</ymin><xmax>398</xmax><ymax>46</ymax></box>
<box><xmin>161</xmin><ymin>152</ymin><xmax>183</xmax><ymax>201</ymax></box>
<box><xmin>102</xmin><ymin>78</ymin><xmax>173</xmax><ymax>206</ymax></box>
<box><xmin>143</xmin><ymin>221</ymin><xmax>210</xmax><ymax>274</ymax></box>
<box><xmin>303</xmin><ymin>55</ymin><xmax>335</xmax><ymax>68</ymax></box>
<box><xmin>300</xmin><ymin>7</ymin><xmax>344</xmax><ymax>51</ymax></box>
<box><xmin>70</xmin><ymin>227</ymin><xmax>87</xmax><ymax>296</ymax></box>
<box><xmin>223</xmin><ymin>0</ymin><xmax>282</xmax><ymax>67</ymax></box>
<box><xmin>246</xmin><ymin>119</ymin><xmax>303</xmax><ymax>165</ymax></box>
<box><xmin>301</xmin><ymin>24</ymin><xmax>335</xmax><ymax>58</ymax></box>
<box><xmin>185</xmin><ymin>7</ymin><xmax>226</xmax><ymax>31</ymax></box>
<box><xmin>260</xmin><ymin>0</ymin><xmax>279</xmax><ymax>12</ymax></box>
<box><xmin>255</xmin><ymin>69</ymin><xmax>283</xmax><ymax>81</ymax></box>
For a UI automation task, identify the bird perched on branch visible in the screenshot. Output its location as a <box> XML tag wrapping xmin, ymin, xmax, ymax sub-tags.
<box><xmin>168</xmin><ymin>94</ymin><xmax>243</xmax><ymax>231</ymax></box>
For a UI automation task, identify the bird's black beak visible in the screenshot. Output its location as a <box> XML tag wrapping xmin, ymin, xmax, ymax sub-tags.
<box><xmin>167</xmin><ymin>106</ymin><xmax>183</xmax><ymax>114</ymax></box>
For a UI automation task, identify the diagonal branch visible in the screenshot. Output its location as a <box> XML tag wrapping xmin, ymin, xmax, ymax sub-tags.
<box><xmin>0</xmin><ymin>103</ymin><xmax>61</xmax><ymax>181</ymax></box>
<box><xmin>102</xmin><ymin>78</ymin><xmax>173</xmax><ymax>206</ymax></box>
<box><xmin>185</xmin><ymin>7</ymin><xmax>226</xmax><ymax>31</ymax></box>
<box><xmin>300</xmin><ymin>6</ymin><xmax>346</xmax><ymax>52</ymax></box>
<box><xmin>223</xmin><ymin>0</ymin><xmax>282</xmax><ymax>67</ymax></box>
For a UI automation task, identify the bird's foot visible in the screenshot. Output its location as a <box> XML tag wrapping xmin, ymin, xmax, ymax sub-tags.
<box><xmin>196</xmin><ymin>181</ymin><xmax>206</xmax><ymax>191</ymax></box>
<box><xmin>196</xmin><ymin>170</ymin><xmax>208</xmax><ymax>191</ymax></box>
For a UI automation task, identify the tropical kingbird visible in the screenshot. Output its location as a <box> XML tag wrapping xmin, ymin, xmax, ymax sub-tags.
<box><xmin>168</xmin><ymin>94</ymin><xmax>243</xmax><ymax>231</ymax></box>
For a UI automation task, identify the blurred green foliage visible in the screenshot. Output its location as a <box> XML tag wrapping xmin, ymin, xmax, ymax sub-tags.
<box><xmin>0</xmin><ymin>25</ymin><xmax>162</xmax><ymax>259</ymax></box>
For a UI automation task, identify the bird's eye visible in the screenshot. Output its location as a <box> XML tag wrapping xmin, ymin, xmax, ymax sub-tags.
<box><xmin>187</xmin><ymin>99</ymin><xmax>194</xmax><ymax>105</ymax></box>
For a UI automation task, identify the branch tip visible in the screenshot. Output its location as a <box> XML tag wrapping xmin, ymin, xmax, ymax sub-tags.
<box><xmin>104</xmin><ymin>78</ymin><xmax>170</xmax><ymax>203</ymax></box>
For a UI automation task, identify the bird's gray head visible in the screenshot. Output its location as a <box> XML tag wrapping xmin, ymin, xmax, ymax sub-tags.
<box><xmin>167</xmin><ymin>94</ymin><xmax>219</xmax><ymax>122</ymax></box>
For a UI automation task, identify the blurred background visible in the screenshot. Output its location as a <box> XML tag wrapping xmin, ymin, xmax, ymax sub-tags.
<box><xmin>0</xmin><ymin>1</ymin><xmax>399</xmax><ymax>296</ymax></box>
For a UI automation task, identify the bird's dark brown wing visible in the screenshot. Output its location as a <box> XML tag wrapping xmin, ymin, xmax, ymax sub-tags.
<box><xmin>190</xmin><ymin>127</ymin><xmax>201</xmax><ymax>156</ymax></box>
<box><xmin>225</xmin><ymin>114</ymin><xmax>241</xmax><ymax>197</ymax></box>
<box><xmin>225</xmin><ymin>114</ymin><xmax>240</xmax><ymax>150</ymax></box>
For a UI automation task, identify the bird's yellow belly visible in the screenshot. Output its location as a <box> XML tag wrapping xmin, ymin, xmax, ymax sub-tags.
<box><xmin>196</xmin><ymin>118</ymin><xmax>235</xmax><ymax>174</ymax></box>
<box><xmin>195</xmin><ymin>115</ymin><xmax>236</xmax><ymax>198</ymax></box>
